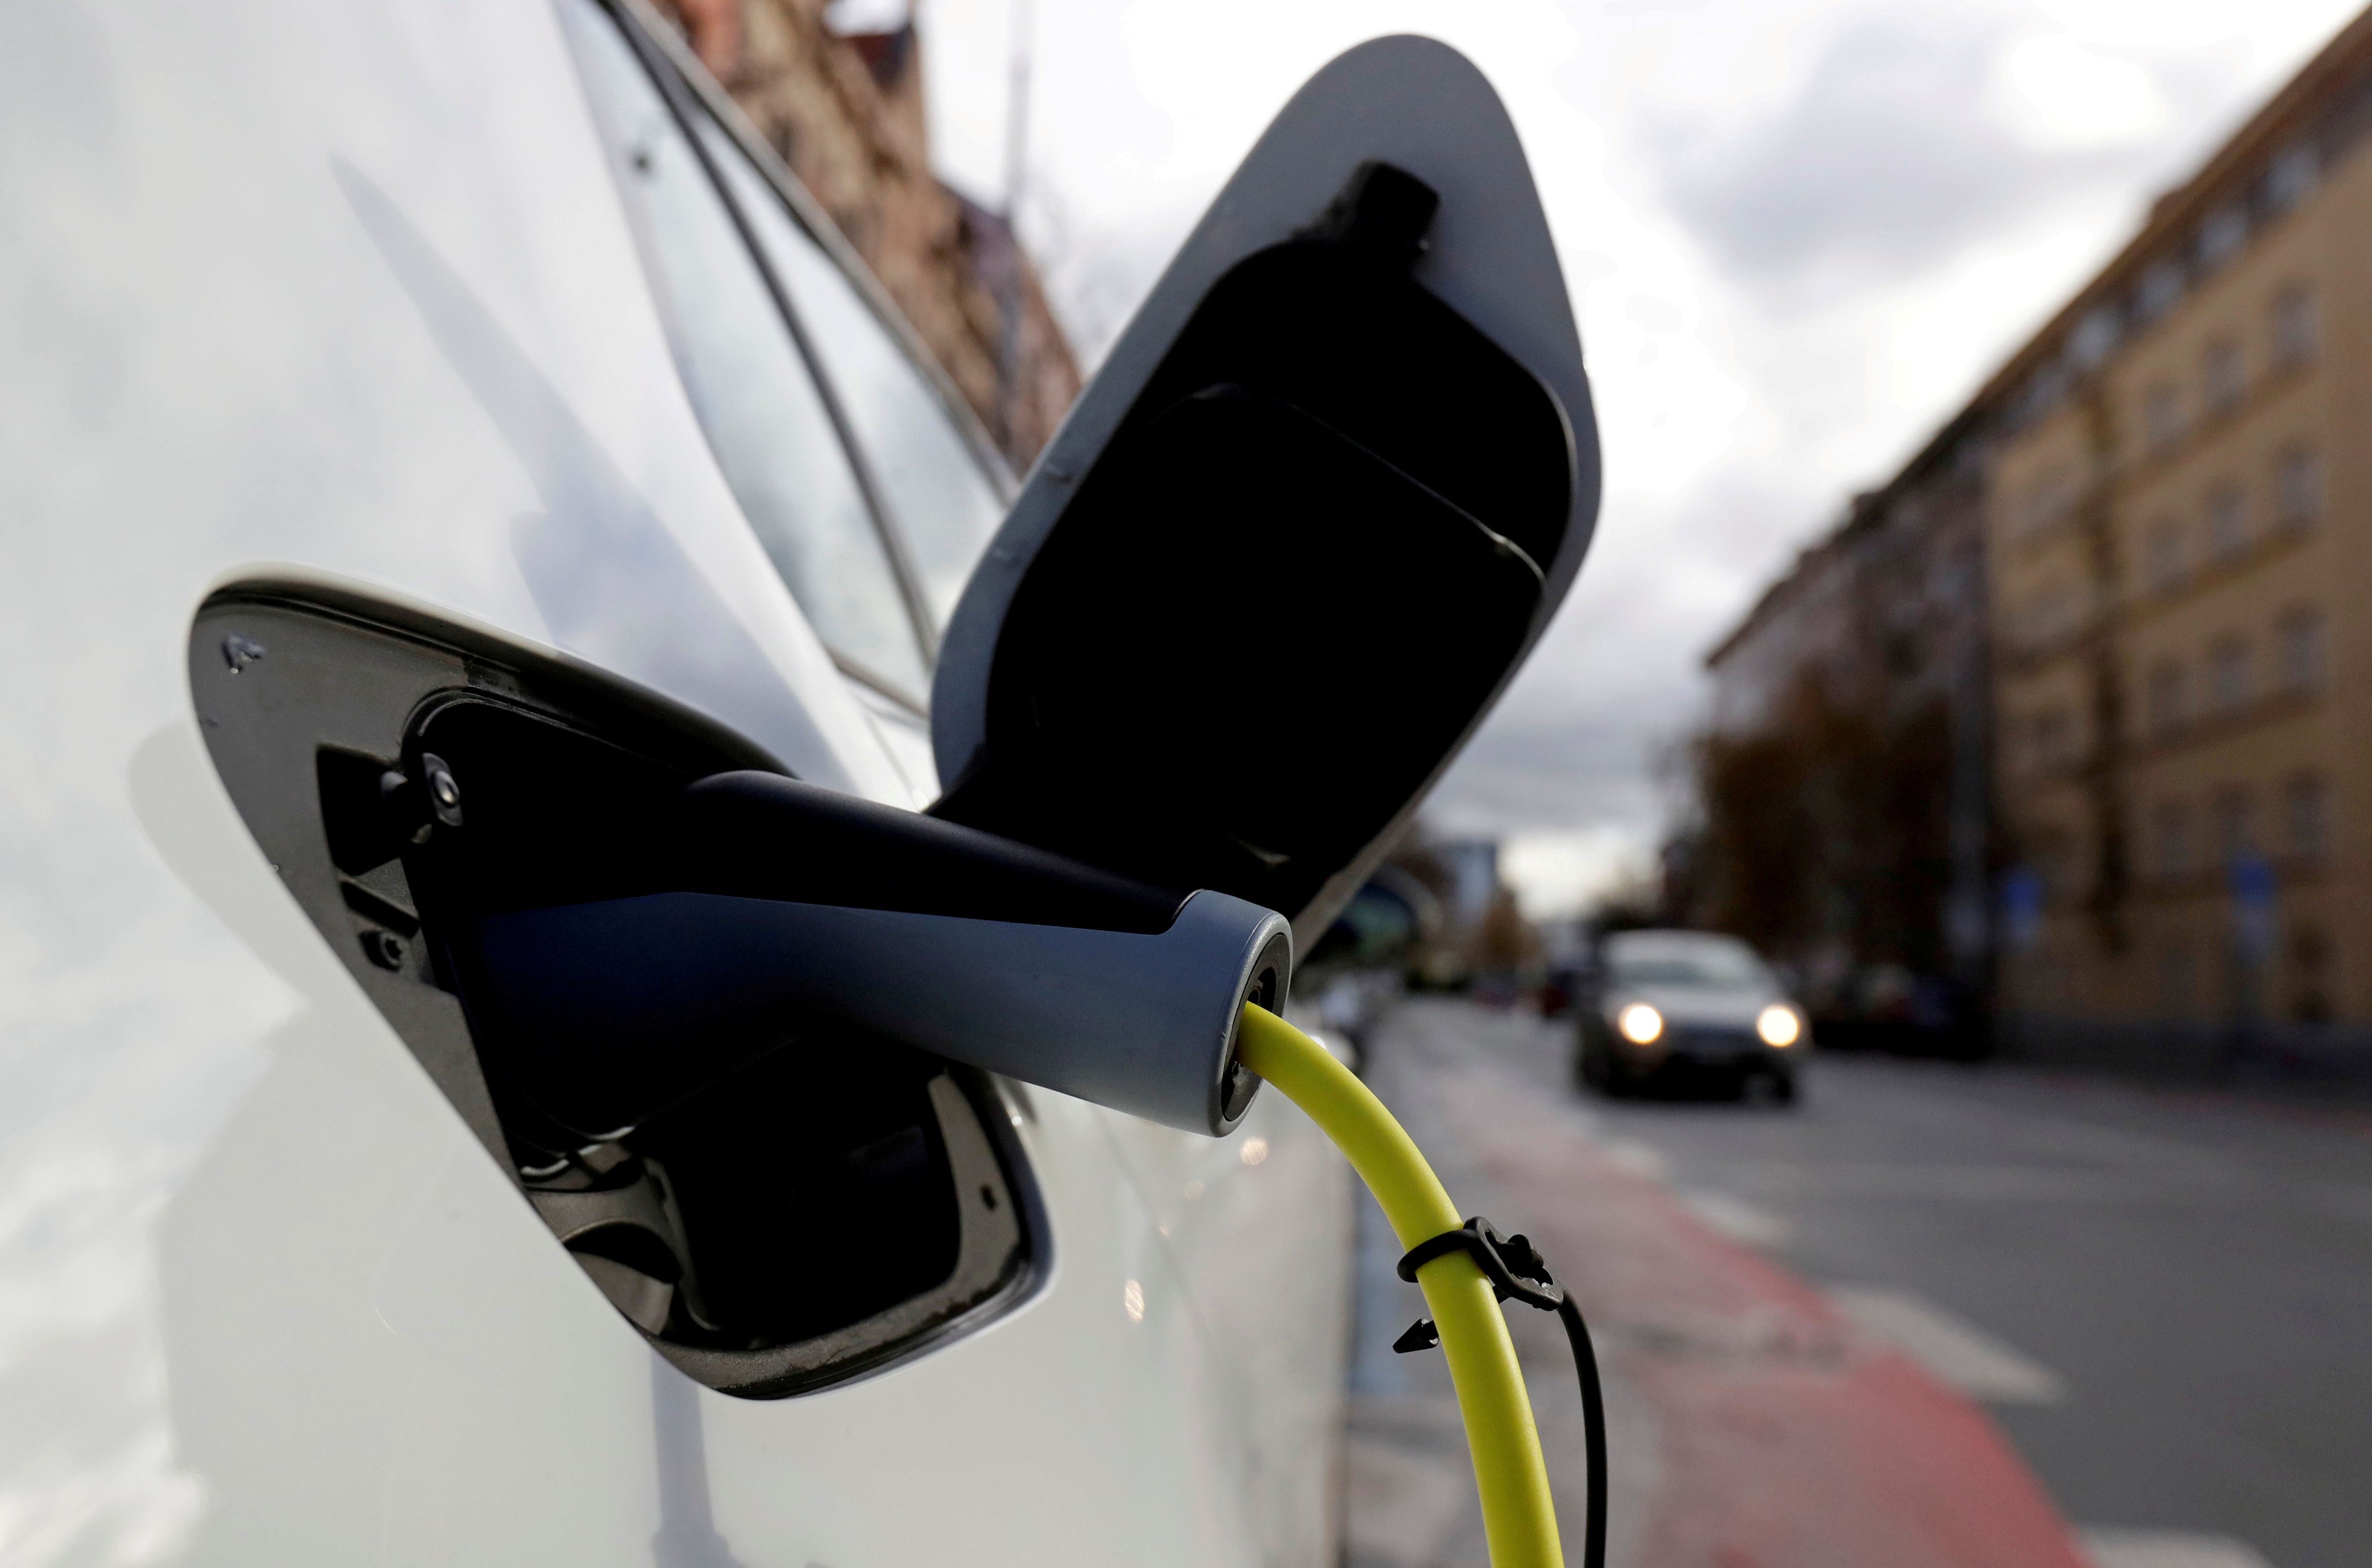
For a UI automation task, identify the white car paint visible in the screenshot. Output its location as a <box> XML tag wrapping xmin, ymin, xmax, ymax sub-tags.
<box><xmin>1</xmin><ymin>0</ymin><xmax>1598</xmax><ymax>1558</ymax></box>
<box><xmin>0</xmin><ymin>1</ymin><xmax>1349</xmax><ymax>1560</ymax></box>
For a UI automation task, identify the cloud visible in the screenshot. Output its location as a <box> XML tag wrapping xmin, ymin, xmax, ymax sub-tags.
<box><xmin>1429</xmin><ymin>466</ymin><xmax>1816</xmax><ymax>848</ymax></box>
<box><xmin>1500</xmin><ymin>825</ymin><xmax>1655</xmax><ymax>919</ymax></box>
<box><xmin>1992</xmin><ymin>33</ymin><xmax>2169</xmax><ymax>149</ymax></box>
<box><xmin>1643</xmin><ymin>5</ymin><xmax>2233</xmax><ymax>304</ymax></box>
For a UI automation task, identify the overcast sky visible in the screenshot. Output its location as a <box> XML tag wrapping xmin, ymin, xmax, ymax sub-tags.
<box><xmin>885</xmin><ymin>0</ymin><xmax>2362</xmax><ymax>914</ymax></box>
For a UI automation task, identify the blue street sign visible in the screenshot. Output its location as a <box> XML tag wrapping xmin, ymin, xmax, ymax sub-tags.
<box><xmin>2229</xmin><ymin>853</ymin><xmax>2276</xmax><ymax>960</ymax></box>
<box><xmin>2001</xmin><ymin>867</ymin><xmax>2043</xmax><ymax>950</ymax></box>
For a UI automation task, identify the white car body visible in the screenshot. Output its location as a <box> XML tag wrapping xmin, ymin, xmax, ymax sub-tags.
<box><xmin>0</xmin><ymin>2</ymin><xmax>1594</xmax><ymax>1562</ymax></box>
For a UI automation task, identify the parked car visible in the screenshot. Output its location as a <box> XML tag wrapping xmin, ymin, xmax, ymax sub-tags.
<box><xmin>1576</xmin><ymin>930</ymin><xmax>1806</xmax><ymax>1101</ymax></box>
<box><xmin>1812</xmin><ymin>963</ymin><xmax>1981</xmax><ymax>1057</ymax></box>
<box><xmin>0</xmin><ymin>3</ymin><xmax>1596</xmax><ymax>1563</ymax></box>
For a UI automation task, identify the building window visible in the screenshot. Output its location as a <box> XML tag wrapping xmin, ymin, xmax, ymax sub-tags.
<box><xmin>2014</xmin><ymin>364</ymin><xmax>2068</xmax><ymax>428</ymax></box>
<box><xmin>2213</xmin><ymin>789</ymin><xmax>2256</xmax><ymax>864</ymax></box>
<box><xmin>2206</xmin><ymin>484</ymin><xmax>2249</xmax><ymax>559</ymax></box>
<box><xmin>2153</xmin><ymin>799</ymin><xmax>2194</xmax><ymax>878</ymax></box>
<box><xmin>2289</xmin><ymin>927</ymin><xmax>2333</xmax><ymax>1023</ymax></box>
<box><xmin>1928</xmin><ymin>545</ymin><xmax>1974</xmax><ymax>607</ymax></box>
<box><xmin>2070</xmin><ymin>306</ymin><xmax>2121</xmax><ymax>369</ymax></box>
<box><xmin>2020</xmin><ymin>580</ymin><xmax>2083</xmax><ymax>646</ymax></box>
<box><xmin>2158</xmin><ymin>940</ymin><xmax>2194</xmax><ymax>1015</ymax></box>
<box><xmin>2277</xmin><ymin>608</ymin><xmax>2325</xmax><ymax>692</ymax></box>
<box><xmin>2147</xmin><ymin>660</ymin><xmax>2188</xmax><ymax>737</ymax></box>
<box><xmin>2198</xmin><ymin>206</ymin><xmax>2249</xmax><ymax>272</ymax></box>
<box><xmin>2019</xmin><ymin>464</ymin><xmax>2079</xmax><ymax>534</ymax></box>
<box><xmin>2267</xmin><ymin>144</ymin><xmax>2319</xmax><ymax>211</ymax></box>
<box><xmin>2136</xmin><ymin>259</ymin><xmax>2186</xmax><ymax>325</ymax></box>
<box><xmin>2032</xmin><ymin>832</ymin><xmax>2075</xmax><ymax>899</ymax></box>
<box><xmin>2277</xmin><ymin>449</ymin><xmax>2322</xmax><ymax>526</ymax></box>
<box><xmin>2209</xmin><ymin>638</ymin><xmax>2252</xmax><ymax>713</ymax></box>
<box><xmin>1883</xmin><ymin>627</ymin><xmax>1923</xmax><ymax>677</ymax></box>
<box><xmin>2143</xmin><ymin>382</ymin><xmax>2184</xmax><ymax>452</ymax></box>
<box><xmin>2032</xmin><ymin>708</ymin><xmax>2075</xmax><ymax>771</ymax></box>
<box><xmin>2202</xmin><ymin>339</ymin><xmax>2245</xmax><ymax>415</ymax></box>
<box><xmin>2271</xmin><ymin>284</ymin><xmax>2317</xmax><ymax>367</ymax></box>
<box><xmin>2285</xmin><ymin>775</ymin><xmax>2329</xmax><ymax>863</ymax></box>
<box><xmin>2144</xmin><ymin>519</ymin><xmax>2185</xmax><ymax>595</ymax></box>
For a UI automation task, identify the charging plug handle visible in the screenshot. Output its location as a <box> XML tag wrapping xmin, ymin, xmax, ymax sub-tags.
<box><xmin>446</xmin><ymin>771</ymin><xmax>1292</xmax><ymax>1139</ymax></box>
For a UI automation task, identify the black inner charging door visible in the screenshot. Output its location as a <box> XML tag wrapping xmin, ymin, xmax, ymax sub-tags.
<box><xmin>190</xmin><ymin>590</ymin><xmax>1035</xmax><ymax>1399</ymax></box>
<box><xmin>929</xmin><ymin>38</ymin><xmax>1600</xmax><ymax>944</ymax></box>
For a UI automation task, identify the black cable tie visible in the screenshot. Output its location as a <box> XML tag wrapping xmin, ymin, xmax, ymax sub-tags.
<box><xmin>1388</xmin><ymin>1214</ymin><xmax>1610</xmax><ymax>1568</ymax></box>
<box><xmin>1395</xmin><ymin>1216</ymin><xmax>1562</xmax><ymax>1312</ymax></box>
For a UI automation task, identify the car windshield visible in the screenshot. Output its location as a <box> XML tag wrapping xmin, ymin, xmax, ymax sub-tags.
<box><xmin>1605</xmin><ymin>936</ymin><xmax>1770</xmax><ymax>990</ymax></box>
<box><xmin>561</xmin><ymin>0</ymin><xmax>932</xmax><ymax>701</ymax></box>
<box><xmin>698</xmin><ymin>121</ymin><xmax>1007</xmax><ymax>628</ymax></box>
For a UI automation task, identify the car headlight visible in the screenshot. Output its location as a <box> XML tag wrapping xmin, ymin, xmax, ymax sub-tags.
<box><xmin>1756</xmin><ymin>1005</ymin><xmax>1802</xmax><ymax>1047</ymax></box>
<box><xmin>1616</xmin><ymin>1003</ymin><xmax>1664</xmax><ymax>1045</ymax></box>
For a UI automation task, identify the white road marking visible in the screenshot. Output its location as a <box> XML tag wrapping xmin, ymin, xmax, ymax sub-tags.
<box><xmin>1830</xmin><ymin>1287</ymin><xmax>2065</xmax><ymax>1403</ymax></box>
<box><xmin>2079</xmin><ymin>1528</ymin><xmax>2275</xmax><ymax>1568</ymax></box>
<box><xmin>1678</xmin><ymin>1188</ymin><xmax>1792</xmax><ymax>1248</ymax></box>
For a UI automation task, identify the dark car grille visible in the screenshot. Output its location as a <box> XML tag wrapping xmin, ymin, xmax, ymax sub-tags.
<box><xmin>1667</xmin><ymin>1025</ymin><xmax>1761</xmax><ymax>1057</ymax></box>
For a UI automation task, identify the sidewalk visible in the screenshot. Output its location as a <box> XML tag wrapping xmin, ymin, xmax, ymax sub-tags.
<box><xmin>1341</xmin><ymin>999</ymin><xmax>2092</xmax><ymax>1568</ymax></box>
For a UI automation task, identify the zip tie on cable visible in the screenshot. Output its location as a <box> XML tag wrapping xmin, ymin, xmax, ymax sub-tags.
<box><xmin>1392</xmin><ymin>1218</ymin><xmax>1608</xmax><ymax>1568</ymax></box>
<box><xmin>1233</xmin><ymin>1003</ymin><xmax>1605</xmax><ymax>1568</ymax></box>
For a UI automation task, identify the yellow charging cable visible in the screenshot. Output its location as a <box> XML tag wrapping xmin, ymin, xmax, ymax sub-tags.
<box><xmin>1234</xmin><ymin>1003</ymin><xmax>1565</xmax><ymax>1568</ymax></box>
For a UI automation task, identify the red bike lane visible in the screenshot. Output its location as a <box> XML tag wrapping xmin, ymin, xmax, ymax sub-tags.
<box><xmin>1437</xmin><ymin>1076</ymin><xmax>2091</xmax><ymax>1568</ymax></box>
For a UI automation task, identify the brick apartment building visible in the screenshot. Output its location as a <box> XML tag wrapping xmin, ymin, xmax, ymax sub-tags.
<box><xmin>1698</xmin><ymin>435</ymin><xmax>1993</xmax><ymax>1020</ymax></box>
<box><xmin>1985</xmin><ymin>15</ymin><xmax>2372</xmax><ymax>1066</ymax></box>
<box><xmin>1702</xmin><ymin>7</ymin><xmax>2372</xmax><ymax>1069</ymax></box>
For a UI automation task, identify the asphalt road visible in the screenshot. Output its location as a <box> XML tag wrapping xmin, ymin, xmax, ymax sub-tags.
<box><xmin>1344</xmin><ymin>998</ymin><xmax>2372</xmax><ymax>1568</ymax></box>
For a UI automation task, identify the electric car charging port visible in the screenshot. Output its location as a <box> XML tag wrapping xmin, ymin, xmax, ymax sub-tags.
<box><xmin>1220</xmin><ymin>932</ymin><xmax>1289</xmax><ymax>1122</ymax></box>
<box><xmin>191</xmin><ymin>588</ymin><xmax>1040</xmax><ymax>1396</ymax></box>
<box><xmin>514</xmin><ymin>1048</ymin><xmax>1026</xmax><ymax>1395</ymax></box>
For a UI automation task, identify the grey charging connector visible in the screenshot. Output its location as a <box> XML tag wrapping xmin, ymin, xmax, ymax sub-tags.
<box><xmin>442</xmin><ymin>770</ymin><xmax>1292</xmax><ymax>1139</ymax></box>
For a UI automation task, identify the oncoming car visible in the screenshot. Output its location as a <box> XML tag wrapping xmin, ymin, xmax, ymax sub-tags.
<box><xmin>0</xmin><ymin>2</ymin><xmax>1599</xmax><ymax>1563</ymax></box>
<box><xmin>1576</xmin><ymin>930</ymin><xmax>1806</xmax><ymax>1102</ymax></box>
